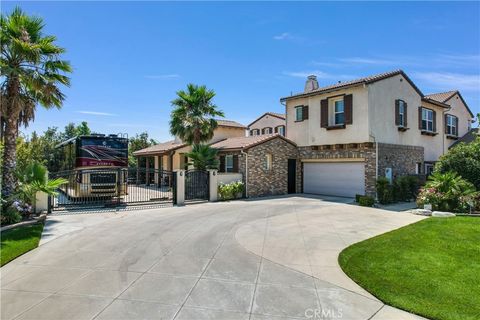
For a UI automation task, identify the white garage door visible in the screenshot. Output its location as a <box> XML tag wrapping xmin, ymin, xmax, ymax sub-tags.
<box><xmin>303</xmin><ymin>162</ymin><xmax>365</xmax><ymax>197</ymax></box>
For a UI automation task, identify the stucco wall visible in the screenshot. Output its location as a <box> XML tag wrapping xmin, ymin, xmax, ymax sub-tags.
<box><xmin>443</xmin><ymin>93</ymin><xmax>474</xmax><ymax>149</ymax></box>
<box><xmin>211</xmin><ymin>126</ymin><xmax>246</xmax><ymax>142</ymax></box>
<box><xmin>285</xmin><ymin>85</ymin><xmax>370</xmax><ymax>146</ymax></box>
<box><xmin>218</xmin><ymin>173</ymin><xmax>243</xmax><ymax>185</ymax></box>
<box><xmin>368</xmin><ymin>74</ymin><xmax>445</xmax><ymax>162</ymax></box>
<box><xmin>249</xmin><ymin>114</ymin><xmax>285</xmax><ymax>134</ymax></box>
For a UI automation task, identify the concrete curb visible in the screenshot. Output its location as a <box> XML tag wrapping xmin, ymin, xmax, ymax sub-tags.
<box><xmin>0</xmin><ymin>213</ymin><xmax>46</xmax><ymax>232</ymax></box>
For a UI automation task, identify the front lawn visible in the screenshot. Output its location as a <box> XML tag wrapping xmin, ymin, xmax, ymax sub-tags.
<box><xmin>1</xmin><ymin>223</ymin><xmax>44</xmax><ymax>267</ymax></box>
<box><xmin>339</xmin><ymin>217</ymin><xmax>480</xmax><ymax>320</ymax></box>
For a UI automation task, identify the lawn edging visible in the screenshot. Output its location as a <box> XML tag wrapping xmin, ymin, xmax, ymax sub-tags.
<box><xmin>1</xmin><ymin>213</ymin><xmax>47</xmax><ymax>232</ymax></box>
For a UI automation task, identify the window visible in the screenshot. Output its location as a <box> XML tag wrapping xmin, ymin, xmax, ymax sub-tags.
<box><xmin>334</xmin><ymin>99</ymin><xmax>344</xmax><ymax>125</ymax></box>
<box><xmin>416</xmin><ymin>162</ymin><xmax>422</xmax><ymax>175</ymax></box>
<box><xmin>264</xmin><ymin>127</ymin><xmax>272</xmax><ymax>134</ymax></box>
<box><xmin>225</xmin><ymin>155</ymin><xmax>234</xmax><ymax>173</ymax></box>
<box><xmin>278</xmin><ymin>126</ymin><xmax>285</xmax><ymax>136</ymax></box>
<box><xmin>422</xmin><ymin>108</ymin><xmax>434</xmax><ymax>132</ymax></box>
<box><xmin>446</xmin><ymin>115</ymin><xmax>457</xmax><ymax>136</ymax></box>
<box><xmin>295</xmin><ymin>106</ymin><xmax>303</xmax><ymax>121</ymax></box>
<box><xmin>264</xmin><ymin>153</ymin><xmax>272</xmax><ymax>171</ymax></box>
<box><xmin>398</xmin><ymin>100</ymin><xmax>406</xmax><ymax>127</ymax></box>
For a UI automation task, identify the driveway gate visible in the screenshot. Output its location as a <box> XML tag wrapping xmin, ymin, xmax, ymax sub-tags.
<box><xmin>185</xmin><ymin>169</ymin><xmax>209</xmax><ymax>202</ymax></box>
<box><xmin>48</xmin><ymin>167</ymin><xmax>174</xmax><ymax>212</ymax></box>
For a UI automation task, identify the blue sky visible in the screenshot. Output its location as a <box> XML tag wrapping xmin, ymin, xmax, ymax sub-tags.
<box><xmin>4</xmin><ymin>1</ymin><xmax>480</xmax><ymax>141</ymax></box>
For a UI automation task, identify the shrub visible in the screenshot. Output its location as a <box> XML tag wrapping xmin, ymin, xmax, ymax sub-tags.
<box><xmin>376</xmin><ymin>177</ymin><xmax>392</xmax><ymax>204</ymax></box>
<box><xmin>355</xmin><ymin>194</ymin><xmax>363</xmax><ymax>203</ymax></box>
<box><xmin>218</xmin><ymin>181</ymin><xmax>244</xmax><ymax>200</ymax></box>
<box><xmin>416</xmin><ymin>171</ymin><xmax>478</xmax><ymax>213</ymax></box>
<box><xmin>1</xmin><ymin>205</ymin><xmax>22</xmax><ymax>226</ymax></box>
<box><xmin>435</xmin><ymin>137</ymin><xmax>480</xmax><ymax>189</ymax></box>
<box><xmin>359</xmin><ymin>196</ymin><xmax>375</xmax><ymax>207</ymax></box>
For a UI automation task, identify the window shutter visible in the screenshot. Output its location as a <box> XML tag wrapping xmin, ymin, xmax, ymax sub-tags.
<box><xmin>444</xmin><ymin>115</ymin><xmax>448</xmax><ymax>134</ymax></box>
<box><xmin>274</xmin><ymin>126</ymin><xmax>278</xmax><ymax>133</ymax></box>
<box><xmin>344</xmin><ymin>94</ymin><xmax>353</xmax><ymax>124</ymax></box>
<box><xmin>219</xmin><ymin>156</ymin><xmax>225</xmax><ymax>172</ymax></box>
<box><xmin>455</xmin><ymin>117</ymin><xmax>458</xmax><ymax>135</ymax></box>
<box><xmin>261</xmin><ymin>128</ymin><xmax>265</xmax><ymax>134</ymax></box>
<box><xmin>404</xmin><ymin>102</ymin><xmax>408</xmax><ymax>127</ymax></box>
<box><xmin>303</xmin><ymin>105</ymin><xmax>309</xmax><ymax>120</ymax></box>
<box><xmin>418</xmin><ymin>107</ymin><xmax>422</xmax><ymax>130</ymax></box>
<box><xmin>249</xmin><ymin>130</ymin><xmax>254</xmax><ymax>136</ymax></box>
<box><xmin>321</xmin><ymin>99</ymin><xmax>328</xmax><ymax>128</ymax></box>
<box><xmin>395</xmin><ymin>100</ymin><xmax>400</xmax><ymax>125</ymax></box>
<box><xmin>433</xmin><ymin>110</ymin><xmax>437</xmax><ymax>132</ymax></box>
<box><xmin>232</xmin><ymin>155</ymin><xmax>239</xmax><ymax>172</ymax></box>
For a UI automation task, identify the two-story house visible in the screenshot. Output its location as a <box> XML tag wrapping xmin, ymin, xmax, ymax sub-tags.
<box><xmin>248</xmin><ymin>112</ymin><xmax>286</xmax><ymax>136</ymax></box>
<box><xmin>280</xmin><ymin>70</ymin><xmax>474</xmax><ymax>198</ymax></box>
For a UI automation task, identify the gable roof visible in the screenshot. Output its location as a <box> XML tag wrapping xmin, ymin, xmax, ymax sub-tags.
<box><xmin>425</xmin><ymin>90</ymin><xmax>475</xmax><ymax>117</ymax></box>
<box><xmin>449</xmin><ymin>128</ymin><xmax>478</xmax><ymax>148</ymax></box>
<box><xmin>133</xmin><ymin>140</ymin><xmax>186</xmax><ymax>156</ymax></box>
<box><xmin>280</xmin><ymin>70</ymin><xmax>424</xmax><ymax>101</ymax></box>
<box><xmin>210</xmin><ymin>133</ymin><xmax>296</xmax><ymax>151</ymax></box>
<box><xmin>217</xmin><ymin>119</ymin><xmax>247</xmax><ymax>129</ymax></box>
<box><xmin>248</xmin><ymin>112</ymin><xmax>286</xmax><ymax>128</ymax></box>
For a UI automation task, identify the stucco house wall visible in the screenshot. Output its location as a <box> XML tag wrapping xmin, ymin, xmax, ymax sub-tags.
<box><xmin>443</xmin><ymin>93</ymin><xmax>474</xmax><ymax>149</ymax></box>
<box><xmin>249</xmin><ymin>114</ymin><xmax>285</xmax><ymax>135</ymax></box>
<box><xmin>285</xmin><ymin>85</ymin><xmax>370</xmax><ymax>146</ymax></box>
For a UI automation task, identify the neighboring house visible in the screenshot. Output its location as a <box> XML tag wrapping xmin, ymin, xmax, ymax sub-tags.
<box><xmin>248</xmin><ymin>112</ymin><xmax>286</xmax><ymax>136</ymax></box>
<box><xmin>211</xmin><ymin>134</ymin><xmax>299</xmax><ymax>197</ymax></box>
<box><xmin>449</xmin><ymin>128</ymin><xmax>479</xmax><ymax>148</ymax></box>
<box><xmin>133</xmin><ymin>120</ymin><xmax>246</xmax><ymax>172</ymax></box>
<box><xmin>280</xmin><ymin>70</ymin><xmax>474</xmax><ymax>198</ymax></box>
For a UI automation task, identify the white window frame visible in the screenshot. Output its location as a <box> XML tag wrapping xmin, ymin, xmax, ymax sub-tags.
<box><xmin>264</xmin><ymin>127</ymin><xmax>271</xmax><ymax>134</ymax></box>
<box><xmin>398</xmin><ymin>100</ymin><xmax>406</xmax><ymax>127</ymax></box>
<box><xmin>334</xmin><ymin>98</ymin><xmax>345</xmax><ymax>125</ymax></box>
<box><xmin>278</xmin><ymin>126</ymin><xmax>285</xmax><ymax>136</ymax></box>
<box><xmin>446</xmin><ymin>115</ymin><xmax>457</xmax><ymax>136</ymax></box>
<box><xmin>295</xmin><ymin>106</ymin><xmax>303</xmax><ymax>121</ymax></box>
<box><xmin>264</xmin><ymin>153</ymin><xmax>272</xmax><ymax>171</ymax></box>
<box><xmin>225</xmin><ymin>155</ymin><xmax>234</xmax><ymax>173</ymax></box>
<box><xmin>422</xmin><ymin>108</ymin><xmax>434</xmax><ymax>132</ymax></box>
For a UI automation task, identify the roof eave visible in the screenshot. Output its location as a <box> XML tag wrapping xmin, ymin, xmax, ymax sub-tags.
<box><xmin>421</xmin><ymin>97</ymin><xmax>450</xmax><ymax>108</ymax></box>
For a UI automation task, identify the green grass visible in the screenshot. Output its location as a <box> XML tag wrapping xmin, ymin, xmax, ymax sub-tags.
<box><xmin>339</xmin><ymin>217</ymin><xmax>480</xmax><ymax>320</ymax></box>
<box><xmin>1</xmin><ymin>223</ymin><xmax>44</xmax><ymax>267</ymax></box>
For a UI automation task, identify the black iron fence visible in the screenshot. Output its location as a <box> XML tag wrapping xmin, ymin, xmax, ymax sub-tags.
<box><xmin>49</xmin><ymin>167</ymin><xmax>174</xmax><ymax>212</ymax></box>
<box><xmin>185</xmin><ymin>169</ymin><xmax>209</xmax><ymax>201</ymax></box>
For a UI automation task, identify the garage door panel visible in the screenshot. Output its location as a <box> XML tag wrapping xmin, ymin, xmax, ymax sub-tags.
<box><xmin>303</xmin><ymin>162</ymin><xmax>365</xmax><ymax>197</ymax></box>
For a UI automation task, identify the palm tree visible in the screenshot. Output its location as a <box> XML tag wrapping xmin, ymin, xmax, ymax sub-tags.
<box><xmin>185</xmin><ymin>144</ymin><xmax>219</xmax><ymax>170</ymax></box>
<box><xmin>0</xmin><ymin>7</ymin><xmax>71</xmax><ymax>198</ymax></box>
<box><xmin>170</xmin><ymin>84</ymin><xmax>224</xmax><ymax>145</ymax></box>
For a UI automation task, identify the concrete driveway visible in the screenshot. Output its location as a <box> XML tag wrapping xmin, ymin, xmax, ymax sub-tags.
<box><xmin>1</xmin><ymin>196</ymin><xmax>425</xmax><ymax>320</ymax></box>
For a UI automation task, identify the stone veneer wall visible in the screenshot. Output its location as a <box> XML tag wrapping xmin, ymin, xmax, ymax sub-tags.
<box><xmin>298</xmin><ymin>143</ymin><xmax>377</xmax><ymax>196</ymax></box>
<box><xmin>377</xmin><ymin>143</ymin><xmax>424</xmax><ymax>179</ymax></box>
<box><xmin>245</xmin><ymin>138</ymin><xmax>300</xmax><ymax>197</ymax></box>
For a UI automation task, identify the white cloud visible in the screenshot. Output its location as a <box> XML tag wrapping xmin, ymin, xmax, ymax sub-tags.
<box><xmin>338</xmin><ymin>57</ymin><xmax>396</xmax><ymax>65</ymax></box>
<box><xmin>282</xmin><ymin>70</ymin><xmax>356</xmax><ymax>80</ymax></box>
<box><xmin>144</xmin><ymin>74</ymin><xmax>180</xmax><ymax>79</ymax></box>
<box><xmin>273</xmin><ymin>32</ymin><xmax>293</xmax><ymax>40</ymax></box>
<box><xmin>413</xmin><ymin>72</ymin><xmax>480</xmax><ymax>92</ymax></box>
<box><xmin>76</xmin><ymin>111</ymin><xmax>116</xmax><ymax>116</ymax></box>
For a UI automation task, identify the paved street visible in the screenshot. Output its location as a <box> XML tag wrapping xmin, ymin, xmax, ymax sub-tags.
<box><xmin>1</xmin><ymin>196</ymin><xmax>426</xmax><ymax>320</ymax></box>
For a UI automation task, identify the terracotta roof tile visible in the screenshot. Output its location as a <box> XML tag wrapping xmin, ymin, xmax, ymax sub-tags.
<box><xmin>281</xmin><ymin>70</ymin><xmax>417</xmax><ymax>101</ymax></box>
<box><xmin>216</xmin><ymin>119</ymin><xmax>246</xmax><ymax>129</ymax></box>
<box><xmin>210</xmin><ymin>133</ymin><xmax>295</xmax><ymax>150</ymax></box>
<box><xmin>133</xmin><ymin>140</ymin><xmax>186</xmax><ymax>156</ymax></box>
<box><xmin>425</xmin><ymin>91</ymin><xmax>458</xmax><ymax>103</ymax></box>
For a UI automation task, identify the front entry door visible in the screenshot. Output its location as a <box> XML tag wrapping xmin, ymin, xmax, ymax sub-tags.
<box><xmin>288</xmin><ymin>159</ymin><xmax>296</xmax><ymax>194</ymax></box>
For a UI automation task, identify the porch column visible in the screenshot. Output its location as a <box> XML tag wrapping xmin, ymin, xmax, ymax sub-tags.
<box><xmin>145</xmin><ymin>156</ymin><xmax>150</xmax><ymax>186</ymax></box>
<box><xmin>154</xmin><ymin>155</ymin><xmax>160</xmax><ymax>185</ymax></box>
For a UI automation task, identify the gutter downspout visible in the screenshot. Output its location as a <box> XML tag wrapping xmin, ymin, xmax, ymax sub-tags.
<box><xmin>241</xmin><ymin>149</ymin><xmax>248</xmax><ymax>198</ymax></box>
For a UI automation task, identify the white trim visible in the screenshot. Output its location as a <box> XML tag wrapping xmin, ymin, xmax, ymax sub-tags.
<box><xmin>301</xmin><ymin>158</ymin><xmax>365</xmax><ymax>163</ymax></box>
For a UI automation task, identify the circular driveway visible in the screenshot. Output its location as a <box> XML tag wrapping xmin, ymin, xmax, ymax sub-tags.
<box><xmin>1</xmin><ymin>196</ymin><xmax>425</xmax><ymax>320</ymax></box>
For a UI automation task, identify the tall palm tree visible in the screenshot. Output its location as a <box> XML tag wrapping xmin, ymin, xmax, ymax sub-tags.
<box><xmin>186</xmin><ymin>144</ymin><xmax>219</xmax><ymax>170</ymax></box>
<box><xmin>0</xmin><ymin>7</ymin><xmax>71</xmax><ymax>197</ymax></box>
<box><xmin>170</xmin><ymin>84</ymin><xmax>224</xmax><ymax>145</ymax></box>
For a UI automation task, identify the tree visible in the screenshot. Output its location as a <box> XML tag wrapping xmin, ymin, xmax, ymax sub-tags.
<box><xmin>170</xmin><ymin>84</ymin><xmax>224</xmax><ymax>145</ymax></box>
<box><xmin>435</xmin><ymin>137</ymin><xmax>480</xmax><ymax>190</ymax></box>
<box><xmin>0</xmin><ymin>7</ymin><xmax>72</xmax><ymax>198</ymax></box>
<box><xmin>185</xmin><ymin>144</ymin><xmax>219</xmax><ymax>170</ymax></box>
<box><xmin>128</xmin><ymin>132</ymin><xmax>157</xmax><ymax>168</ymax></box>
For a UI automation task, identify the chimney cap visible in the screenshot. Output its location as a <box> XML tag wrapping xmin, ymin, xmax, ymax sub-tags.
<box><xmin>307</xmin><ymin>74</ymin><xmax>317</xmax><ymax>79</ymax></box>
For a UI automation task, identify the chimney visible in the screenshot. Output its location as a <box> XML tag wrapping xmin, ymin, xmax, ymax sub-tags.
<box><xmin>304</xmin><ymin>75</ymin><xmax>319</xmax><ymax>92</ymax></box>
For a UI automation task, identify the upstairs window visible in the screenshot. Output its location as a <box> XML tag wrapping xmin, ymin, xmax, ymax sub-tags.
<box><xmin>277</xmin><ymin>126</ymin><xmax>285</xmax><ymax>136</ymax></box>
<box><xmin>334</xmin><ymin>99</ymin><xmax>345</xmax><ymax>125</ymax></box>
<box><xmin>398</xmin><ymin>100</ymin><xmax>406</xmax><ymax>127</ymax></box>
<box><xmin>263</xmin><ymin>127</ymin><xmax>272</xmax><ymax>134</ymax></box>
<box><xmin>446</xmin><ymin>114</ymin><xmax>458</xmax><ymax>136</ymax></box>
<box><xmin>295</xmin><ymin>106</ymin><xmax>303</xmax><ymax>121</ymax></box>
<box><xmin>421</xmin><ymin>108</ymin><xmax>434</xmax><ymax>132</ymax></box>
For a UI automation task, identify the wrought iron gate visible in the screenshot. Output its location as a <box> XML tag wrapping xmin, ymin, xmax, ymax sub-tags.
<box><xmin>48</xmin><ymin>167</ymin><xmax>174</xmax><ymax>212</ymax></box>
<box><xmin>185</xmin><ymin>169</ymin><xmax>209</xmax><ymax>202</ymax></box>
